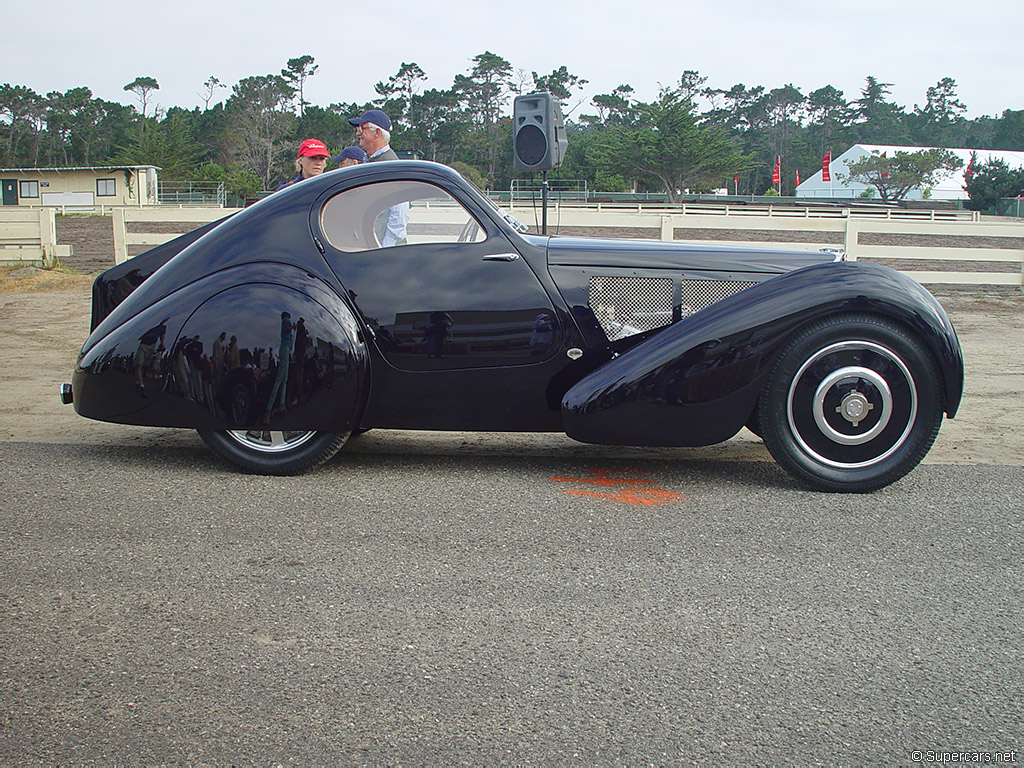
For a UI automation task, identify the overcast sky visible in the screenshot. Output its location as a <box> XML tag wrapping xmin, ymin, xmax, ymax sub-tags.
<box><xmin>4</xmin><ymin>0</ymin><xmax>1021</xmax><ymax>121</ymax></box>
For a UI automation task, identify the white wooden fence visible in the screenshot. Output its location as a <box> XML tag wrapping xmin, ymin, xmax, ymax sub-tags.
<box><xmin>844</xmin><ymin>217</ymin><xmax>1023</xmax><ymax>288</ymax></box>
<box><xmin>509</xmin><ymin>202</ymin><xmax>1024</xmax><ymax>290</ymax></box>
<box><xmin>4</xmin><ymin>202</ymin><xmax>1018</xmax><ymax>291</ymax></box>
<box><xmin>112</xmin><ymin>206</ymin><xmax>242</xmax><ymax>264</ymax></box>
<box><xmin>0</xmin><ymin>208</ymin><xmax>73</xmax><ymax>267</ymax></box>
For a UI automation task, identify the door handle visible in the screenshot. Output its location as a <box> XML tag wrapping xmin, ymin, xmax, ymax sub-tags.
<box><xmin>481</xmin><ymin>252</ymin><xmax>520</xmax><ymax>262</ymax></box>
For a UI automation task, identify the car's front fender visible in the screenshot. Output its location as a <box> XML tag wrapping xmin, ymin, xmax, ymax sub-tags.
<box><xmin>561</xmin><ymin>261</ymin><xmax>964</xmax><ymax>447</ymax></box>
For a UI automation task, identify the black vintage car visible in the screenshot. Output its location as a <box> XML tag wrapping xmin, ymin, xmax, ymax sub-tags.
<box><xmin>63</xmin><ymin>161</ymin><xmax>964</xmax><ymax>492</ymax></box>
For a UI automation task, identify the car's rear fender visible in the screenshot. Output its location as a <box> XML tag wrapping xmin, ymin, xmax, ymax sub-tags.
<box><xmin>561</xmin><ymin>261</ymin><xmax>964</xmax><ymax>447</ymax></box>
<box><xmin>89</xmin><ymin>216</ymin><xmax>234</xmax><ymax>330</ymax></box>
<box><xmin>73</xmin><ymin>263</ymin><xmax>369</xmax><ymax>432</ymax></box>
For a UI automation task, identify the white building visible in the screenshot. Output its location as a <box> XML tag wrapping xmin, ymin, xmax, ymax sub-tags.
<box><xmin>796</xmin><ymin>144</ymin><xmax>1024</xmax><ymax>200</ymax></box>
<box><xmin>0</xmin><ymin>165</ymin><xmax>160</xmax><ymax>208</ymax></box>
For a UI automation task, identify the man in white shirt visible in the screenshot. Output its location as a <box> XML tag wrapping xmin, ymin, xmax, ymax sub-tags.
<box><xmin>349</xmin><ymin>109</ymin><xmax>408</xmax><ymax>246</ymax></box>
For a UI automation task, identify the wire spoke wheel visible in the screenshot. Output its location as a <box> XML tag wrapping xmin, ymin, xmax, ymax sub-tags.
<box><xmin>198</xmin><ymin>428</ymin><xmax>349</xmax><ymax>475</ymax></box>
<box><xmin>226</xmin><ymin>429</ymin><xmax>319</xmax><ymax>453</ymax></box>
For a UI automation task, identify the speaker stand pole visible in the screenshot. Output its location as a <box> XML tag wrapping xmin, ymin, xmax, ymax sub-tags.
<box><xmin>541</xmin><ymin>170</ymin><xmax>549</xmax><ymax>235</ymax></box>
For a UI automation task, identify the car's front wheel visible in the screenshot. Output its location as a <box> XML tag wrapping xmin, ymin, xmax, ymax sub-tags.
<box><xmin>198</xmin><ymin>429</ymin><xmax>349</xmax><ymax>475</ymax></box>
<box><xmin>758</xmin><ymin>314</ymin><xmax>944</xmax><ymax>492</ymax></box>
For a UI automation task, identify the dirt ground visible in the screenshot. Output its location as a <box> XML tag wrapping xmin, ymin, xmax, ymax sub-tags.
<box><xmin>1</xmin><ymin>267</ymin><xmax>1022</xmax><ymax>466</ymax></box>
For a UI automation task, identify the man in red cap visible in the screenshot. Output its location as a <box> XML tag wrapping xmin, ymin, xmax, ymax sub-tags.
<box><xmin>276</xmin><ymin>138</ymin><xmax>331</xmax><ymax>191</ymax></box>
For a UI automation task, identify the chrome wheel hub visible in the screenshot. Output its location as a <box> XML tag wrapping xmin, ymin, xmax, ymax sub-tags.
<box><xmin>837</xmin><ymin>391</ymin><xmax>871</xmax><ymax>425</ymax></box>
<box><xmin>788</xmin><ymin>341</ymin><xmax>917</xmax><ymax>469</ymax></box>
<box><xmin>811</xmin><ymin>365</ymin><xmax>893</xmax><ymax>446</ymax></box>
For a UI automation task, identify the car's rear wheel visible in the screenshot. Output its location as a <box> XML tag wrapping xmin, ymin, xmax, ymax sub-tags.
<box><xmin>198</xmin><ymin>429</ymin><xmax>349</xmax><ymax>475</ymax></box>
<box><xmin>758</xmin><ymin>314</ymin><xmax>944</xmax><ymax>492</ymax></box>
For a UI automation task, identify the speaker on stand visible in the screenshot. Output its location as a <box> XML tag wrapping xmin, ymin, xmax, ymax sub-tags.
<box><xmin>513</xmin><ymin>92</ymin><xmax>567</xmax><ymax>234</ymax></box>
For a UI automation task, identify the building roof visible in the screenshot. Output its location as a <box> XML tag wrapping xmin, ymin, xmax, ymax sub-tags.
<box><xmin>797</xmin><ymin>144</ymin><xmax>1024</xmax><ymax>200</ymax></box>
<box><xmin>0</xmin><ymin>165</ymin><xmax>160</xmax><ymax>173</ymax></box>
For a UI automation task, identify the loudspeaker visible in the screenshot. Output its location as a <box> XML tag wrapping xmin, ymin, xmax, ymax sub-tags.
<box><xmin>513</xmin><ymin>92</ymin><xmax>567</xmax><ymax>171</ymax></box>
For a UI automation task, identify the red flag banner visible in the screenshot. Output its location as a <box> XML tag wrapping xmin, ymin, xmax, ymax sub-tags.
<box><xmin>965</xmin><ymin>151</ymin><xmax>976</xmax><ymax>178</ymax></box>
<box><xmin>880</xmin><ymin>151</ymin><xmax>889</xmax><ymax>180</ymax></box>
<box><xmin>795</xmin><ymin>169</ymin><xmax>801</xmax><ymax>186</ymax></box>
<box><xmin>963</xmin><ymin>151</ymin><xmax>977</xmax><ymax>191</ymax></box>
<box><xmin>772</xmin><ymin>156</ymin><xmax>780</xmax><ymax>185</ymax></box>
<box><xmin>822</xmin><ymin>152</ymin><xmax>832</xmax><ymax>182</ymax></box>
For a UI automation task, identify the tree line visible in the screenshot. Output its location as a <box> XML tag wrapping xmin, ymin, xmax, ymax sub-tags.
<box><xmin>2</xmin><ymin>53</ymin><xmax>1023</xmax><ymax>204</ymax></box>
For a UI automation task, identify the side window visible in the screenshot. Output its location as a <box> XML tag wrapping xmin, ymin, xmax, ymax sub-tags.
<box><xmin>321</xmin><ymin>180</ymin><xmax>486</xmax><ymax>253</ymax></box>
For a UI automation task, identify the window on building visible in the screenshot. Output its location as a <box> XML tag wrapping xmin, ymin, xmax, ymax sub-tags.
<box><xmin>97</xmin><ymin>178</ymin><xmax>116</xmax><ymax>197</ymax></box>
<box><xmin>19</xmin><ymin>180</ymin><xmax>39</xmax><ymax>198</ymax></box>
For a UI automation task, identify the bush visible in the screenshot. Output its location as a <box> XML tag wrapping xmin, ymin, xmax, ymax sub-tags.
<box><xmin>190</xmin><ymin>162</ymin><xmax>263</xmax><ymax>201</ymax></box>
<box><xmin>450</xmin><ymin>161</ymin><xmax>490</xmax><ymax>190</ymax></box>
<box><xmin>964</xmin><ymin>158</ymin><xmax>1024</xmax><ymax>212</ymax></box>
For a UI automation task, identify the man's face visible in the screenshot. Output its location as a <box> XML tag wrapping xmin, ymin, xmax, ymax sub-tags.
<box><xmin>299</xmin><ymin>154</ymin><xmax>328</xmax><ymax>178</ymax></box>
<box><xmin>339</xmin><ymin>157</ymin><xmax>361</xmax><ymax>168</ymax></box>
<box><xmin>356</xmin><ymin>122</ymin><xmax>380</xmax><ymax>151</ymax></box>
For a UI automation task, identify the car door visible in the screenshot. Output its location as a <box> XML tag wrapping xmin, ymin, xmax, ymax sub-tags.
<box><xmin>318</xmin><ymin>177</ymin><xmax>566</xmax><ymax>431</ymax></box>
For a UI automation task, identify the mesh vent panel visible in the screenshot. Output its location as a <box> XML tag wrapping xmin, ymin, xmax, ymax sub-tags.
<box><xmin>588</xmin><ymin>276</ymin><xmax>758</xmax><ymax>341</ymax></box>
<box><xmin>679</xmin><ymin>279</ymin><xmax>755</xmax><ymax>318</ymax></box>
<box><xmin>589</xmin><ymin>276</ymin><xmax>673</xmax><ymax>341</ymax></box>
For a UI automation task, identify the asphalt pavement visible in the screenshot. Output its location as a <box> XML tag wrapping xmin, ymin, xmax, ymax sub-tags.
<box><xmin>1</xmin><ymin>436</ymin><xmax>1021</xmax><ymax>765</ymax></box>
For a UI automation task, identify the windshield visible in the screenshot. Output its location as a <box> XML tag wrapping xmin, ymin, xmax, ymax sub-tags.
<box><xmin>465</xmin><ymin>178</ymin><xmax>529</xmax><ymax>233</ymax></box>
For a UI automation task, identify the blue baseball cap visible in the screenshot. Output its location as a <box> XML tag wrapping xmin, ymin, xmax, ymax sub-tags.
<box><xmin>331</xmin><ymin>145</ymin><xmax>368</xmax><ymax>164</ymax></box>
<box><xmin>349</xmin><ymin>109</ymin><xmax>392</xmax><ymax>131</ymax></box>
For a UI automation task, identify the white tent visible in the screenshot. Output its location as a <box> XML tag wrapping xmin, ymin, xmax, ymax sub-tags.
<box><xmin>796</xmin><ymin>144</ymin><xmax>1024</xmax><ymax>200</ymax></box>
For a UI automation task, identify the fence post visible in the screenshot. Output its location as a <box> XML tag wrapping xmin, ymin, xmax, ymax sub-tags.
<box><xmin>112</xmin><ymin>208</ymin><xmax>128</xmax><ymax>264</ymax></box>
<box><xmin>38</xmin><ymin>208</ymin><xmax>58</xmax><ymax>267</ymax></box>
<box><xmin>661</xmin><ymin>215</ymin><xmax>673</xmax><ymax>241</ymax></box>
<box><xmin>844</xmin><ymin>216</ymin><xmax>861</xmax><ymax>261</ymax></box>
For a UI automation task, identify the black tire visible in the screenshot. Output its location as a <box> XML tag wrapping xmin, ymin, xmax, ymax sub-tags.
<box><xmin>198</xmin><ymin>429</ymin><xmax>349</xmax><ymax>475</ymax></box>
<box><xmin>758</xmin><ymin>314</ymin><xmax>944</xmax><ymax>492</ymax></box>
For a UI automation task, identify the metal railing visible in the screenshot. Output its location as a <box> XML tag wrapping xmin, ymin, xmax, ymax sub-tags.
<box><xmin>157</xmin><ymin>181</ymin><xmax>226</xmax><ymax>207</ymax></box>
<box><xmin>510</xmin><ymin>178</ymin><xmax>588</xmax><ymax>203</ymax></box>
<box><xmin>516</xmin><ymin>198</ymin><xmax>978</xmax><ymax>221</ymax></box>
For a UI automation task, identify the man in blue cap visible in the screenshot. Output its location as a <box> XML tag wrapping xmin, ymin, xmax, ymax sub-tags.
<box><xmin>349</xmin><ymin>109</ymin><xmax>407</xmax><ymax>245</ymax></box>
<box><xmin>349</xmin><ymin>109</ymin><xmax>399</xmax><ymax>163</ymax></box>
<box><xmin>331</xmin><ymin>145</ymin><xmax>368</xmax><ymax>168</ymax></box>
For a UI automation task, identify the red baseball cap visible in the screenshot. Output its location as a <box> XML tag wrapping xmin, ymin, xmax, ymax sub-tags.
<box><xmin>297</xmin><ymin>138</ymin><xmax>330</xmax><ymax>159</ymax></box>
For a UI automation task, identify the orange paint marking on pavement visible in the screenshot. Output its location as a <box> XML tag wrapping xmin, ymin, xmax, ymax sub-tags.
<box><xmin>549</xmin><ymin>468</ymin><xmax>653</xmax><ymax>487</ymax></box>
<box><xmin>549</xmin><ymin>467</ymin><xmax>685</xmax><ymax>506</ymax></box>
